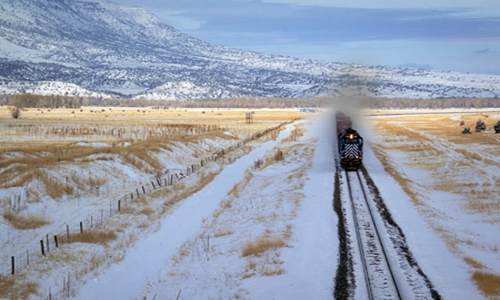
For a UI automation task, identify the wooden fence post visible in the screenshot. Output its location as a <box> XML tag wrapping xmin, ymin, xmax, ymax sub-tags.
<box><xmin>40</xmin><ymin>240</ymin><xmax>45</xmax><ymax>256</ymax></box>
<box><xmin>136</xmin><ymin>189</ymin><xmax>140</xmax><ymax>198</ymax></box>
<box><xmin>157</xmin><ymin>178</ymin><xmax>162</xmax><ymax>187</ymax></box>
<box><xmin>151</xmin><ymin>181</ymin><xmax>156</xmax><ymax>190</ymax></box>
<box><xmin>46</xmin><ymin>234</ymin><xmax>50</xmax><ymax>253</ymax></box>
<box><xmin>118</xmin><ymin>200</ymin><xmax>121</xmax><ymax>212</ymax></box>
<box><xmin>142</xmin><ymin>186</ymin><xmax>146</xmax><ymax>194</ymax></box>
<box><xmin>80</xmin><ymin>222</ymin><xmax>83</xmax><ymax>234</ymax></box>
<box><xmin>54</xmin><ymin>235</ymin><xmax>58</xmax><ymax>248</ymax></box>
<box><xmin>67</xmin><ymin>225</ymin><xmax>70</xmax><ymax>242</ymax></box>
<box><xmin>11</xmin><ymin>256</ymin><xmax>15</xmax><ymax>275</ymax></box>
<box><xmin>27</xmin><ymin>250</ymin><xmax>29</xmax><ymax>266</ymax></box>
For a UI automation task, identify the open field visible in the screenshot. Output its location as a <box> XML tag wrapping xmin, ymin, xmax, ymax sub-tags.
<box><xmin>0</xmin><ymin>106</ymin><xmax>303</xmax><ymax>299</ymax></box>
<box><xmin>2</xmin><ymin>106</ymin><xmax>499</xmax><ymax>299</ymax></box>
<box><xmin>365</xmin><ymin>108</ymin><xmax>500</xmax><ymax>117</ymax></box>
<box><xmin>0</xmin><ymin>107</ymin><xmax>301</xmax><ymax>144</ymax></box>
<box><xmin>367</xmin><ymin>111</ymin><xmax>500</xmax><ymax>298</ymax></box>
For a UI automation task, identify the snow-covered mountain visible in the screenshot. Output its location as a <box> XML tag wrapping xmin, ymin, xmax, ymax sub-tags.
<box><xmin>0</xmin><ymin>0</ymin><xmax>499</xmax><ymax>100</ymax></box>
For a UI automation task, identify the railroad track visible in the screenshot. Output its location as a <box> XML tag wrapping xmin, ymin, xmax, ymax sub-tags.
<box><xmin>345</xmin><ymin>169</ymin><xmax>402</xmax><ymax>299</ymax></box>
<box><xmin>337</xmin><ymin>168</ymin><xmax>442</xmax><ymax>300</ymax></box>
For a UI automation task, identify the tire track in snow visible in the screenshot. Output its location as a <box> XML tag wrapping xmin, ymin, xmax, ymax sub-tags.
<box><xmin>72</xmin><ymin>123</ymin><xmax>296</xmax><ymax>300</ymax></box>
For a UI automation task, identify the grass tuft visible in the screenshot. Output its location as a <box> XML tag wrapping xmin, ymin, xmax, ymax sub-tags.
<box><xmin>0</xmin><ymin>275</ymin><xmax>39</xmax><ymax>299</ymax></box>
<box><xmin>68</xmin><ymin>230</ymin><xmax>117</xmax><ymax>245</ymax></box>
<box><xmin>241</xmin><ymin>237</ymin><xmax>286</xmax><ymax>257</ymax></box>
<box><xmin>472</xmin><ymin>271</ymin><xmax>500</xmax><ymax>298</ymax></box>
<box><xmin>3</xmin><ymin>211</ymin><xmax>51</xmax><ymax>229</ymax></box>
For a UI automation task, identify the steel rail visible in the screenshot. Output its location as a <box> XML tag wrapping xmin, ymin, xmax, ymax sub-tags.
<box><xmin>345</xmin><ymin>170</ymin><xmax>374</xmax><ymax>300</ymax></box>
<box><xmin>355</xmin><ymin>170</ymin><xmax>402</xmax><ymax>300</ymax></box>
<box><xmin>346</xmin><ymin>169</ymin><xmax>402</xmax><ymax>300</ymax></box>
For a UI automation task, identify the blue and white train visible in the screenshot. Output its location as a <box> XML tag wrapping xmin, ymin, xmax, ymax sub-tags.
<box><xmin>337</xmin><ymin>113</ymin><xmax>363</xmax><ymax>170</ymax></box>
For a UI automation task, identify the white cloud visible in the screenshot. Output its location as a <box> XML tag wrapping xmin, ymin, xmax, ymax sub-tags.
<box><xmin>149</xmin><ymin>9</ymin><xmax>205</xmax><ymax>30</ymax></box>
<box><xmin>262</xmin><ymin>0</ymin><xmax>500</xmax><ymax>16</ymax></box>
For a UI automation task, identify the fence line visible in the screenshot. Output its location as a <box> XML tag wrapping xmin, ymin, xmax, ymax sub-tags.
<box><xmin>1</xmin><ymin>120</ymin><xmax>293</xmax><ymax>282</ymax></box>
<box><xmin>1</xmin><ymin>156</ymin><xmax>215</xmax><ymax>276</ymax></box>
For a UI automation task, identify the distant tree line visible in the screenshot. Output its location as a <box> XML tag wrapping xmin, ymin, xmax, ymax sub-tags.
<box><xmin>0</xmin><ymin>94</ymin><xmax>323</xmax><ymax>108</ymax></box>
<box><xmin>360</xmin><ymin>97</ymin><xmax>500</xmax><ymax>109</ymax></box>
<box><xmin>0</xmin><ymin>93</ymin><xmax>498</xmax><ymax>109</ymax></box>
<box><xmin>0</xmin><ymin>93</ymin><xmax>81</xmax><ymax>109</ymax></box>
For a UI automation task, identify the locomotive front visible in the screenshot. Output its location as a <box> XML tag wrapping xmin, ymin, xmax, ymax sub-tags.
<box><xmin>336</xmin><ymin>113</ymin><xmax>363</xmax><ymax>170</ymax></box>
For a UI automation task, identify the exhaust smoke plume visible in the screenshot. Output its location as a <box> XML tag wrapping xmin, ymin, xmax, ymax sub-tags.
<box><xmin>326</xmin><ymin>70</ymin><xmax>379</xmax><ymax>135</ymax></box>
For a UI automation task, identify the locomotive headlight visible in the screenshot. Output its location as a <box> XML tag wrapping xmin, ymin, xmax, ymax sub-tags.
<box><xmin>349</xmin><ymin>134</ymin><xmax>354</xmax><ymax>140</ymax></box>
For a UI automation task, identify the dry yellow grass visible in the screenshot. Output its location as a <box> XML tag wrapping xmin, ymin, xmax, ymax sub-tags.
<box><xmin>464</xmin><ymin>256</ymin><xmax>486</xmax><ymax>269</ymax></box>
<box><xmin>0</xmin><ymin>106</ymin><xmax>300</xmax><ymax>127</ymax></box>
<box><xmin>241</xmin><ymin>237</ymin><xmax>286</xmax><ymax>257</ymax></box>
<box><xmin>0</xmin><ymin>107</ymin><xmax>300</xmax><ymax>200</ymax></box>
<box><xmin>472</xmin><ymin>271</ymin><xmax>500</xmax><ymax>299</ymax></box>
<box><xmin>0</xmin><ymin>275</ymin><xmax>39</xmax><ymax>300</ymax></box>
<box><xmin>370</xmin><ymin>112</ymin><xmax>500</xmax><ymax>298</ymax></box>
<box><xmin>0</xmin><ymin>275</ymin><xmax>17</xmax><ymax>298</ymax></box>
<box><xmin>164</xmin><ymin>130</ymin><xmax>310</xmax><ymax>288</ymax></box>
<box><xmin>213</xmin><ymin>227</ymin><xmax>235</xmax><ymax>238</ymax></box>
<box><xmin>370</xmin><ymin>144</ymin><xmax>423</xmax><ymax>206</ymax></box>
<box><xmin>0</xmin><ymin>106</ymin><xmax>301</xmax><ymax>299</ymax></box>
<box><xmin>67</xmin><ymin>230</ymin><xmax>117</xmax><ymax>245</ymax></box>
<box><xmin>3</xmin><ymin>211</ymin><xmax>51</xmax><ymax>230</ymax></box>
<box><xmin>139</xmin><ymin>206</ymin><xmax>155</xmax><ymax>217</ymax></box>
<box><xmin>283</xmin><ymin>123</ymin><xmax>305</xmax><ymax>142</ymax></box>
<box><xmin>371</xmin><ymin>114</ymin><xmax>500</xmax><ymax>211</ymax></box>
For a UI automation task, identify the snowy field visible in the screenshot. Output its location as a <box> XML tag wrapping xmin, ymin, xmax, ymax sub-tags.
<box><xmin>1</xmin><ymin>107</ymin><xmax>499</xmax><ymax>299</ymax></box>
<box><xmin>365</xmin><ymin>109</ymin><xmax>500</xmax><ymax>299</ymax></box>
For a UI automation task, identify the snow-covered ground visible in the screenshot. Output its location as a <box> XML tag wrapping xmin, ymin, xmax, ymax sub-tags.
<box><xmin>69</xmin><ymin>117</ymin><xmax>339</xmax><ymax>299</ymax></box>
<box><xmin>73</xmin><ymin>112</ymin><xmax>489</xmax><ymax>299</ymax></box>
<box><xmin>361</xmin><ymin>135</ymin><xmax>483</xmax><ymax>299</ymax></box>
<box><xmin>2</xmin><ymin>110</ymin><xmax>497</xmax><ymax>299</ymax></box>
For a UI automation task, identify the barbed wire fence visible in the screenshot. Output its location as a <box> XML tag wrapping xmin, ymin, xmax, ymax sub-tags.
<box><xmin>0</xmin><ymin>153</ymin><xmax>220</xmax><ymax>277</ymax></box>
<box><xmin>1</xmin><ymin>121</ymin><xmax>293</xmax><ymax>278</ymax></box>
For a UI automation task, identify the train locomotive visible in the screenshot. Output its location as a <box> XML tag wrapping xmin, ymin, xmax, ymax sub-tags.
<box><xmin>336</xmin><ymin>113</ymin><xmax>363</xmax><ymax>170</ymax></box>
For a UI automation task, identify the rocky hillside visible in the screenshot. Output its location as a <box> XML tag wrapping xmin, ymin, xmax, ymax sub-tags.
<box><xmin>0</xmin><ymin>0</ymin><xmax>499</xmax><ymax>100</ymax></box>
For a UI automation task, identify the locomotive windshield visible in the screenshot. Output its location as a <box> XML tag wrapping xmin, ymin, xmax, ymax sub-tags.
<box><xmin>341</xmin><ymin>137</ymin><xmax>362</xmax><ymax>145</ymax></box>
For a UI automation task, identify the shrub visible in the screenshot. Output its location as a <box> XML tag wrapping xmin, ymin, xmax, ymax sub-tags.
<box><xmin>10</xmin><ymin>107</ymin><xmax>21</xmax><ymax>118</ymax></box>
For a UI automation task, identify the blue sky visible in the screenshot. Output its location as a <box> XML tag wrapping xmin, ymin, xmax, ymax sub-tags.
<box><xmin>113</xmin><ymin>0</ymin><xmax>500</xmax><ymax>75</ymax></box>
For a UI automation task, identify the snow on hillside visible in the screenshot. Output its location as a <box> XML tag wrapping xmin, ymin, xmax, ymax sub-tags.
<box><xmin>1</xmin><ymin>0</ymin><xmax>500</xmax><ymax>99</ymax></box>
<box><xmin>0</xmin><ymin>80</ymin><xmax>110</xmax><ymax>98</ymax></box>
